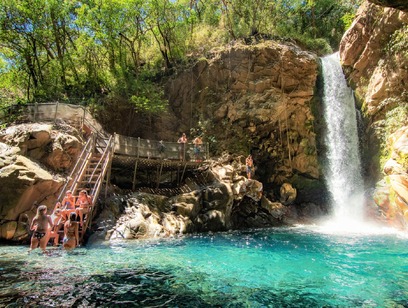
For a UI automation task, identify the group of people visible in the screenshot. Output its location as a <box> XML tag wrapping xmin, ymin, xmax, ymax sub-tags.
<box><xmin>177</xmin><ymin>133</ymin><xmax>203</xmax><ymax>161</ymax></box>
<box><xmin>29</xmin><ymin>189</ymin><xmax>92</xmax><ymax>253</ymax></box>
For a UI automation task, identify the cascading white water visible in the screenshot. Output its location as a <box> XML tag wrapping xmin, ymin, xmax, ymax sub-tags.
<box><xmin>321</xmin><ymin>53</ymin><xmax>365</xmax><ymax>225</ymax></box>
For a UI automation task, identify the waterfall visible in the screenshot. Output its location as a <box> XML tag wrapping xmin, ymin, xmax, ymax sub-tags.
<box><xmin>321</xmin><ymin>53</ymin><xmax>365</xmax><ymax>225</ymax></box>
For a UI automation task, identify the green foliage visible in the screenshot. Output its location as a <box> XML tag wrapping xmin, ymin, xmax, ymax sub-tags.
<box><xmin>341</xmin><ymin>12</ymin><xmax>355</xmax><ymax>30</ymax></box>
<box><xmin>130</xmin><ymin>79</ymin><xmax>168</xmax><ymax>114</ymax></box>
<box><xmin>388</xmin><ymin>25</ymin><xmax>408</xmax><ymax>60</ymax></box>
<box><xmin>384</xmin><ymin>104</ymin><xmax>408</xmax><ymax>138</ymax></box>
<box><xmin>378</xmin><ymin>103</ymin><xmax>408</xmax><ymax>169</ymax></box>
<box><xmin>291</xmin><ymin>35</ymin><xmax>333</xmax><ymax>56</ymax></box>
<box><xmin>0</xmin><ymin>0</ymin><xmax>362</xmax><ymax>114</ymax></box>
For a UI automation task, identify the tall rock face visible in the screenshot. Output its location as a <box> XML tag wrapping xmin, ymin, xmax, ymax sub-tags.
<box><xmin>163</xmin><ymin>41</ymin><xmax>325</xmax><ymax>204</ymax></box>
<box><xmin>92</xmin><ymin>155</ymin><xmax>325</xmax><ymax>243</ymax></box>
<box><xmin>340</xmin><ymin>1</ymin><xmax>408</xmax><ymax>228</ymax></box>
<box><xmin>368</xmin><ymin>0</ymin><xmax>408</xmax><ymax>12</ymax></box>
<box><xmin>0</xmin><ymin>123</ymin><xmax>83</xmax><ymax>241</ymax></box>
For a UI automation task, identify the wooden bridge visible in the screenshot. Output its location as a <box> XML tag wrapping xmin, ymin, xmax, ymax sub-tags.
<box><xmin>1</xmin><ymin>102</ymin><xmax>210</xmax><ymax>243</ymax></box>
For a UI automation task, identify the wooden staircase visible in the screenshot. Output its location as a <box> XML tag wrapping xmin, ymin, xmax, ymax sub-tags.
<box><xmin>56</xmin><ymin>129</ymin><xmax>114</xmax><ymax>244</ymax></box>
<box><xmin>74</xmin><ymin>153</ymin><xmax>103</xmax><ymax>193</ymax></box>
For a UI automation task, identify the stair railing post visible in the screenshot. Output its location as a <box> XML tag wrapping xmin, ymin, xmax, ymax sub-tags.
<box><xmin>54</xmin><ymin>101</ymin><xmax>59</xmax><ymax>124</ymax></box>
<box><xmin>82</xmin><ymin>106</ymin><xmax>86</xmax><ymax>130</ymax></box>
<box><xmin>92</xmin><ymin>132</ymin><xmax>96</xmax><ymax>153</ymax></box>
<box><xmin>137</xmin><ymin>137</ymin><xmax>140</xmax><ymax>159</ymax></box>
<box><xmin>105</xmin><ymin>134</ymin><xmax>115</xmax><ymax>198</ymax></box>
<box><xmin>34</xmin><ymin>102</ymin><xmax>38</xmax><ymax>121</ymax></box>
<box><xmin>132</xmin><ymin>160</ymin><xmax>138</xmax><ymax>191</ymax></box>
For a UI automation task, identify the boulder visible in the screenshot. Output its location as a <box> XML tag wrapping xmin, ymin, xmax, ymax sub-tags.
<box><xmin>242</xmin><ymin>179</ymin><xmax>263</xmax><ymax>201</ymax></box>
<box><xmin>280</xmin><ymin>183</ymin><xmax>297</xmax><ymax>205</ymax></box>
<box><xmin>0</xmin><ymin>121</ymin><xmax>84</xmax><ymax>242</ymax></box>
<box><xmin>390</xmin><ymin>174</ymin><xmax>408</xmax><ymax>204</ymax></box>
<box><xmin>368</xmin><ymin>0</ymin><xmax>408</xmax><ymax>12</ymax></box>
<box><xmin>196</xmin><ymin>210</ymin><xmax>227</xmax><ymax>231</ymax></box>
<box><xmin>0</xmin><ymin>122</ymin><xmax>82</xmax><ymax>171</ymax></box>
<box><xmin>260</xmin><ymin>197</ymin><xmax>287</xmax><ymax>219</ymax></box>
<box><xmin>383</xmin><ymin>159</ymin><xmax>405</xmax><ymax>175</ymax></box>
<box><xmin>167</xmin><ymin>191</ymin><xmax>201</xmax><ymax>218</ymax></box>
<box><xmin>0</xmin><ymin>221</ymin><xmax>17</xmax><ymax>240</ymax></box>
<box><xmin>0</xmin><ymin>151</ymin><xmax>62</xmax><ymax>221</ymax></box>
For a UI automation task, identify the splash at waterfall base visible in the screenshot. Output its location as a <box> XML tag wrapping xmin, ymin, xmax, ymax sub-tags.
<box><xmin>92</xmin><ymin>154</ymin><xmax>327</xmax><ymax>243</ymax></box>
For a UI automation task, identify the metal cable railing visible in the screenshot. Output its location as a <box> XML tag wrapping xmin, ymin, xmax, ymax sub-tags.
<box><xmin>113</xmin><ymin>135</ymin><xmax>210</xmax><ymax>162</ymax></box>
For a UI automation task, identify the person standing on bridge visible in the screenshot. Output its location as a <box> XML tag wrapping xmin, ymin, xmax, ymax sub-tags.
<box><xmin>177</xmin><ymin>133</ymin><xmax>187</xmax><ymax>161</ymax></box>
<box><xmin>157</xmin><ymin>140</ymin><xmax>166</xmax><ymax>159</ymax></box>
<box><xmin>193</xmin><ymin>136</ymin><xmax>203</xmax><ymax>162</ymax></box>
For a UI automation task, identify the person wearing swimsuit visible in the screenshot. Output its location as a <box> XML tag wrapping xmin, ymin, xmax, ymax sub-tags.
<box><xmin>29</xmin><ymin>205</ymin><xmax>54</xmax><ymax>253</ymax></box>
<box><xmin>56</xmin><ymin>190</ymin><xmax>76</xmax><ymax>218</ymax></box>
<box><xmin>63</xmin><ymin>212</ymin><xmax>79</xmax><ymax>251</ymax></box>
<box><xmin>75</xmin><ymin>190</ymin><xmax>92</xmax><ymax>227</ymax></box>
<box><xmin>49</xmin><ymin>208</ymin><xmax>66</xmax><ymax>246</ymax></box>
<box><xmin>246</xmin><ymin>154</ymin><xmax>254</xmax><ymax>179</ymax></box>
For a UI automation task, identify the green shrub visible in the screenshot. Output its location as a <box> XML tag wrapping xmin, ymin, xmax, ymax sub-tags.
<box><xmin>388</xmin><ymin>25</ymin><xmax>408</xmax><ymax>59</ymax></box>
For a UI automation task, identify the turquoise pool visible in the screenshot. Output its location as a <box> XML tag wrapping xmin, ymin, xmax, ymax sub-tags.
<box><xmin>1</xmin><ymin>226</ymin><xmax>407</xmax><ymax>307</ymax></box>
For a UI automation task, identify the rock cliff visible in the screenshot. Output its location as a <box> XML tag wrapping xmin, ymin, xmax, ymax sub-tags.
<box><xmin>340</xmin><ymin>0</ymin><xmax>408</xmax><ymax>228</ymax></box>
<box><xmin>0</xmin><ymin>122</ymin><xmax>83</xmax><ymax>240</ymax></box>
<box><xmin>161</xmin><ymin>41</ymin><xmax>325</xmax><ymax>205</ymax></box>
<box><xmin>91</xmin><ymin>155</ymin><xmax>324</xmax><ymax>243</ymax></box>
<box><xmin>368</xmin><ymin>0</ymin><xmax>408</xmax><ymax>12</ymax></box>
<box><xmin>0</xmin><ymin>119</ymin><xmax>326</xmax><ymax>243</ymax></box>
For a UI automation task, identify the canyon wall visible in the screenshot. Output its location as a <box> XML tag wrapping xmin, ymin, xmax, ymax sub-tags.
<box><xmin>340</xmin><ymin>0</ymin><xmax>408</xmax><ymax>228</ymax></box>
<box><xmin>161</xmin><ymin>41</ymin><xmax>326</xmax><ymax>205</ymax></box>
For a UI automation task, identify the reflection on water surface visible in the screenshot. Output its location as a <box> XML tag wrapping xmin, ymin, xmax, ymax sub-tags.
<box><xmin>1</xmin><ymin>227</ymin><xmax>407</xmax><ymax>307</ymax></box>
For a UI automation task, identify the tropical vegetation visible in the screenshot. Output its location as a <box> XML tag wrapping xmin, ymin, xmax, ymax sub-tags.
<box><xmin>0</xmin><ymin>0</ymin><xmax>361</xmax><ymax>113</ymax></box>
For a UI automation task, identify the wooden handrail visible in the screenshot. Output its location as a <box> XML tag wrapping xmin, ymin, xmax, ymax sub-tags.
<box><xmin>79</xmin><ymin>135</ymin><xmax>114</xmax><ymax>241</ymax></box>
<box><xmin>57</xmin><ymin>134</ymin><xmax>94</xmax><ymax>202</ymax></box>
<box><xmin>88</xmin><ymin>135</ymin><xmax>113</xmax><ymax>188</ymax></box>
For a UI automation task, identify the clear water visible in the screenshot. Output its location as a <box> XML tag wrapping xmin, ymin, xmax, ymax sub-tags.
<box><xmin>1</xmin><ymin>227</ymin><xmax>407</xmax><ymax>307</ymax></box>
<box><xmin>321</xmin><ymin>53</ymin><xmax>365</xmax><ymax>224</ymax></box>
